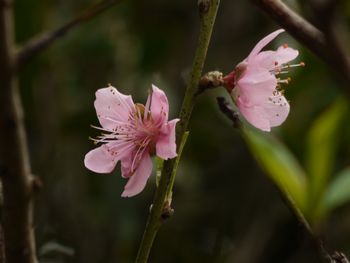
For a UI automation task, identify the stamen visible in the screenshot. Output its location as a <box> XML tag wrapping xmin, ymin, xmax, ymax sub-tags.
<box><xmin>278</xmin><ymin>78</ymin><xmax>291</xmax><ymax>84</ymax></box>
<box><xmin>130</xmin><ymin>137</ymin><xmax>151</xmax><ymax>172</ymax></box>
<box><xmin>272</xmin><ymin>62</ymin><xmax>305</xmax><ymax>74</ymax></box>
<box><xmin>144</xmin><ymin>89</ymin><xmax>153</xmax><ymax>121</ymax></box>
<box><xmin>286</xmin><ymin>62</ymin><xmax>304</xmax><ymax>68</ymax></box>
<box><xmin>89</xmin><ymin>136</ymin><xmax>100</xmax><ymax>145</ymax></box>
<box><xmin>90</xmin><ymin>124</ymin><xmax>114</xmax><ymax>132</ymax></box>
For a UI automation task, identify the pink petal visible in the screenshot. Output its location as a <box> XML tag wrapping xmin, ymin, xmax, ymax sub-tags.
<box><xmin>252</xmin><ymin>47</ymin><xmax>298</xmax><ymax>70</ymax></box>
<box><xmin>84</xmin><ymin>144</ymin><xmax>117</xmax><ymax>173</ymax></box>
<box><xmin>121</xmin><ymin>154</ymin><xmax>133</xmax><ymax>178</ymax></box>
<box><xmin>94</xmin><ymin>86</ymin><xmax>135</xmax><ymax>131</ymax></box>
<box><xmin>237</xmin><ymin>92</ymin><xmax>290</xmax><ymax>131</ymax></box>
<box><xmin>156</xmin><ymin>118</ymin><xmax>179</xmax><ymax>160</ymax></box>
<box><xmin>247</xmin><ymin>29</ymin><xmax>285</xmax><ymax>62</ymax></box>
<box><xmin>275</xmin><ymin>45</ymin><xmax>299</xmax><ymax>64</ymax></box>
<box><xmin>262</xmin><ymin>93</ymin><xmax>290</xmax><ymax>127</ymax></box>
<box><xmin>102</xmin><ymin>141</ymin><xmax>136</xmax><ymax>178</ymax></box>
<box><xmin>121</xmin><ymin>153</ymin><xmax>153</xmax><ymax>197</ymax></box>
<box><xmin>238</xmin><ymin>101</ymin><xmax>271</xmax><ymax>132</ymax></box>
<box><xmin>147</xmin><ymin>84</ymin><xmax>169</xmax><ymax>124</ymax></box>
<box><xmin>236</xmin><ymin>67</ymin><xmax>277</xmax><ymax>105</ymax></box>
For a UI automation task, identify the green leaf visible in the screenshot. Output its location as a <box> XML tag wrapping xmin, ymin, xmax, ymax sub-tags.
<box><xmin>242</xmin><ymin>126</ymin><xmax>307</xmax><ymax>212</ymax></box>
<box><xmin>306</xmin><ymin>98</ymin><xmax>347</xmax><ymax>208</ymax></box>
<box><xmin>320</xmin><ymin>167</ymin><xmax>350</xmax><ymax>216</ymax></box>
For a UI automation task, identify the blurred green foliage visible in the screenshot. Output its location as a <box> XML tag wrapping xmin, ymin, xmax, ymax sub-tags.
<box><xmin>243</xmin><ymin>98</ymin><xmax>349</xmax><ymax>223</ymax></box>
<box><xmin>12</xmin><ymin>0</ymin><xmax>350</xmax><ymax>262</ymax></box>
<box><xmin>242</xmin><ymin>126</ymin><xmax>307</xmax><ymax>211</ymax></box>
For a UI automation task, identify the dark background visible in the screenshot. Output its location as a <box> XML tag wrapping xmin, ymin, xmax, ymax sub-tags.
<box><xmin>13</xmin><ymin>0</ymin><xmax>350</xmax><ymax>262</ymax></box>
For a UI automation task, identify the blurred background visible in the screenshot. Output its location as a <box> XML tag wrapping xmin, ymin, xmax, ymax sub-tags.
<box><xmin>13</xmin><ymin>0</ymin><xmax>350</xmax><ymax>262</ymax></box>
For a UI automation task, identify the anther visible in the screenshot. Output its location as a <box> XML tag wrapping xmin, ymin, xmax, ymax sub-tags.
<box><xmin>88</xmin><ymin>136</ymin><xmax>99</xmax><ymax>145</ymax></box>
<box><xmin>286</xmin><ymin>62</ymin><xmax>305</xmax><ymax>68</ymax></box>
<box><xmin>278</xmin><ymin>79</ymin><xmax>290</xmax><ymax>84</ymax></box>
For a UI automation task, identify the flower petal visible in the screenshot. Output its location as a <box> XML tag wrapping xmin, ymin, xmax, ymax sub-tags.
<box><xmin>236</xmin><ymin>67</ymin><xmax>277</xmax><ymax>105</ymax></box>
<box><xmin>147</xmin><ymin>84</ymin><xmax>169</xmax><ymax>124</ymax></box>
<box><xmin>156</xmin><ymin>118</ymin><xmax>179</xmax><ymax>160</ymax></box>
<box><xmin>252</xmin><ymin>46</ymin><xmax>298</xmax><ymax>70</ymax></box>
<box><xmin>84</xmin><ymin>145</ymin><xmax>117</xmax><ymax>173</ymax></box>
<box><xmin>121</xmin><ymin>154</ymin><xmax>133</xmax><ymax>178</ymax></box>
<box><xmin>247</xmin><ymin>29</ymin><xmax>285</xmax><ymax>62</ymax></box>
<box><xmin>238</xmin><ymin>101</ymin><xmax>271</xmax><ymax>132</ymax></box>
<box><xmin>121</xmin><ymin>153</ymin><xmax>153</xmax><ymax>197</ymax></box>
<box><xmin>237</xmin><ymin>92</ymin><xmax>290</xmax><ymax>131</ymax></box>
<box><xmin>94</xmin><ymin>86</ymin><xmax>135</xmax><ymax>131</ymax></box>
<box><xmin>275</xmin><ymin>45</ymin><xmax>299</xmax><ymax>64</ymax></box>
<box><xmin>262</xmin><ymin>93</ymin><xmax>290</xmax><ymax>127</ymax></box>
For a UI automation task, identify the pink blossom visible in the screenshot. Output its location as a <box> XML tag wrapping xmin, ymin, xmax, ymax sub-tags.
<box><xmin>223</xmin><ymin>29</ymin><xmax>304</xmax><ymax>132</ymax></box>
<box><xmin>84</xmin><ymin>84</ymin><xmax>179</xmax><ymax>197</ymax></box>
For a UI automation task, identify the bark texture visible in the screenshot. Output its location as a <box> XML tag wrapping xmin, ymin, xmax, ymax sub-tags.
<box><xmin>0</xmin><ymin>0</ymin><xmax>37</xmax><ymax>262</ymax></box>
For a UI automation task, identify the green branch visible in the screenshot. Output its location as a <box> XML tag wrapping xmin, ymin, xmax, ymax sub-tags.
<box><xmin>134</xmin><ymin>1</ymin><xmax>220</xmax><ymax>262</ymax></box>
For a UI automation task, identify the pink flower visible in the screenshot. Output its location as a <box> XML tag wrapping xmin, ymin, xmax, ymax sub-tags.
<box><xmin>84</xmin><ymin>84</ymin><xmax>179</xmax><ymax>197</ymax></box>
<box><xmin>223</xmin><ymin>29</ymin><xmax>304</xmax><ymax>132</ymax></box>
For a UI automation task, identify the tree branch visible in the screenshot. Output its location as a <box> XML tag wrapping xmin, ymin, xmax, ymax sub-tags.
<box><xmin>16</xmin><ymin>0</ymin><xmax>122</xmax><ymax>69</ymax></box>
<box><xmin>250</xmin><ymin>0</ymin><xmax>350</xmax><ymax>97</ymax></box>
<box><xmin>0</xmin><ymin>0</ymin><xmax>37</xmax><ymax>262</ymax></box>
<box><xmin>134</xmin><ymin>0</ymin><xmax>221</xmax><ymax>262</ymax></box>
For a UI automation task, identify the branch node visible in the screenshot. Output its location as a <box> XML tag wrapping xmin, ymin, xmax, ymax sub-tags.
<box><xmin>197</xmin><ymin>70</ymin><xmax>224</xmax><ymax>95</ymax></box>
<box><xmin>31</xmin><ymin>176</ymin><xmax>44</xmax><ymax>193</ymax></box>
<box><xmin>198</xmin><ymin>0</ymin><xmax>210</xmax><ymax>15</ymax></box>
<box><xmin>160</xmin><ymin>200</ymin><xmax>174</xmax><ymax>221</ymax></box>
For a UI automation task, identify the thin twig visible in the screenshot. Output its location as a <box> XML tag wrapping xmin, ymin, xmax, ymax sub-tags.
<box><xmin>250</xmin><ymin>0</ymin><xmax>350</xmax><ymax>98</ymax></box>
<box><xmin>251</xmin><ymin>0</ymin><xmax>327</xmax><ymax>60</ymax></box>
<box><xmin>16</xmin><ymin>0</ymin><xmax>122</xmax><ymax>68</ymax></box>
<box><xmin>0</xmin><ymin>182</ymin><xmax>5</xmax><ymax>263</ymax></box>
<box><xmin>0</xmin><ymin>0</ymin><xmax>37</xmax><ymax>262</ymax></box>
<box><xmin>216</xmin><ymin>97</ymin><xmax>240</xmax><ymax>128</ymax></box>
<box><xmin>134</xmin><ymin>1</ymin><xmax>221</xmax><ymax>262</ymax></box>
